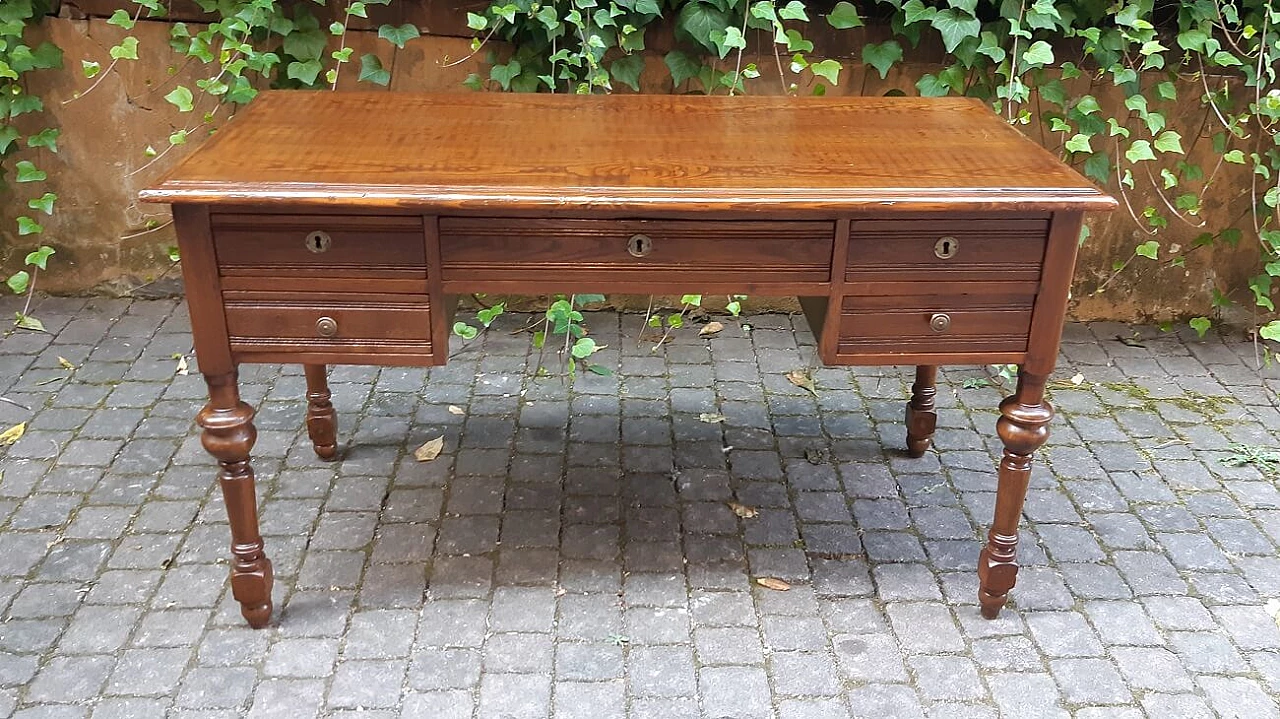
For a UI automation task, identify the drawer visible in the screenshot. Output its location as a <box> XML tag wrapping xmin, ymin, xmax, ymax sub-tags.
<box><xmin>837</xmin><ymin>293</ymin><xmax>1034</xmax><ymax>355</ymax></box>
<box><xmin>211</xmin><ymin>214</ymin><xmax>426</xmax><ymax>277</ymax></box>
<box><xmin>846</xmin><ymin>217</ymin><xmax>1048</xmax><ymax>285</ymax></box>
<box><xmin>223</xmin><ymin>292</ymin><xmax>434</xmax><ymax>360</ymax></box>
<box><xmin>438</xmin><ymin>218</ymin><xmax>835</xmax><ymax>290</ymax></box>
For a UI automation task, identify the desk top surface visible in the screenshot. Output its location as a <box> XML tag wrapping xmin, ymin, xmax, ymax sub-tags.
<box><xmin>142</xmin><ymin>92</ymin><xmax>1116</xmax><ymax>213</ymax></box>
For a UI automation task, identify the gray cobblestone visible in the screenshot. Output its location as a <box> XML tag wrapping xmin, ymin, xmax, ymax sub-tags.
<box><xmin>5</xmin><ymin>310</ymin><xmax>1279</xmax><ymax>716</ymax></box>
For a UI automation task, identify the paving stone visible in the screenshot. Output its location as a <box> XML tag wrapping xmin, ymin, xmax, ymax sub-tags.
<box><xmin>1196</xmin><ymin>676</ymin><xmax>1280</xmax><ymax>719</ymax></box>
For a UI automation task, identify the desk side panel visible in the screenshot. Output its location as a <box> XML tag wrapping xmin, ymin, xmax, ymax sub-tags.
<box><xmin>174</xmin><ymin>204</ymin><xmax>234</xmax><ymax>375</ymax></box>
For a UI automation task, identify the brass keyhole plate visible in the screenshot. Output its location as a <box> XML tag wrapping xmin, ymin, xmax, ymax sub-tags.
<box><xmin>306</xmin><ymin>230</ymin><xmax>332</xmax><ymax>254</ymax></box>
<box><xmin>627</xmin><ymin>234</ymin><xmax>653</xmax><ymax>258</ymax></box>
<box><xmin>934</xmin><ymin>236</ymin><xmax>959</xmax><ymax>260</ymax></box>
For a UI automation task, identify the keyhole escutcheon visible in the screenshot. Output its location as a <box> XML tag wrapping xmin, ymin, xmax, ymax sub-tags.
<box><xmin>934</xmin><ymin>236</ymin><xmax>959</xmax><ymax>260</ymax></box>
<box><xmin>627</xmin><ymin>234</ymin><xmax>653</xmax><ymax>258</ymax></box>
<box><xmin>306</xmin><ymin>230</ymin><xmax>332</xmax><ymax>254</ymax></box>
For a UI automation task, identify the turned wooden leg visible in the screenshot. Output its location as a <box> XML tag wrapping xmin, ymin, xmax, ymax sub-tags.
<box><xmin>199</xmin><ymin>371</ymin><xmax>273</xmax><ymax>628</ymax></box>
<box><xmin>304</xmin><ymin>364</ymin><xmax>338</xmax><ymax>461</ymax></box>
<box><xmin>978</xmin><ymin>369</ymin><xmax>1052</xmax><ymax>619</ymax></box>
<box><xmin>905</xmin><ymin>365</ymin><xmax>938</xmax><ymax>458</ymax></box>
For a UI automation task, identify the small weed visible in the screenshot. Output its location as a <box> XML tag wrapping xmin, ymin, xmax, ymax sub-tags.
<box><xmin>1223</xmin><ymin>443</ymin><xmax>1280</xmax><ymax>475</ymax></box>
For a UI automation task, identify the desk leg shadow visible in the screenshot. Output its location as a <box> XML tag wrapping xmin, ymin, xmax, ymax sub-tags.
<box><xmin>199</xmin><ymin>371</ymin><xmax>273</xmax><ymax>628</ymax></box>
<box><xmin>304</xmin><ymin>364</ymin><xmax>339</xmax><ymax>461</ymax></box>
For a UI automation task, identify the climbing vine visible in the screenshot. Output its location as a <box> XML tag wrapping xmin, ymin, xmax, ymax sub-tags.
<box><xmin>1</xmin><ymin>0</ymin><xmax>1278</xmax><ymax>346</ymax></box>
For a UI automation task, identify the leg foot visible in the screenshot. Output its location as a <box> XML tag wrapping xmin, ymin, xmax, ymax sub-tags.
<box><xmin>199</xmin><ymin>371</ymin><xmax>273</xmax><ymax>628</ymax></box>
<box><xmin>304</xmin><ymin>364</ymin><xmax>338</xmax><ymax>461</ymax></box>
<box><xmin>977</xmin><ymin>369</ymin><xmax>1052</xmax><ymax>619</ymax></box>
<box><xmin>905</xmin><ymin>365</ymin><xmax>938</xmax><ymax>458</ymax></box>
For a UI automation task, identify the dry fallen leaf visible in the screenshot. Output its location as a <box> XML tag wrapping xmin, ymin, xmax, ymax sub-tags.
<box><xmin>755</xmin><ymin>577</ymin><xmax>791</xmax><ymax>591</ymax></box>
<box><xmin>728</xmin><ymin>502</ymin><xmax>758</xmax><ymax>518</ymax></box>
<box><xmin>699</xmin><ymin>412</ymin><xmax>726</xmax><ymax>424</ymax></box>
<box><xmin>785</xmin><ymin>369</ymin><xmax>817</xmax><ymax>396</ymax></box>
<box><xmin>413</xmin><ymin>435</ymin><xmax>445</xmax><ymax>462</ymax></box>
<box><xmin>0</xmin><ymin>422</ymin><xmax>26</xmax><ymax>447</ymax></box>
<box><xmin>176</xmin><ymin>356</ymin><xmax>189</xmax><ymax>376</ymax></box>
<box><xmin>448</xmin><ymin>405</ymin><xmax>465</xmax><ymax>416</ymax></box>
<box><xmin>1070</xmin><ymin>373</ymin><xmax>1085</xmax><ymax>385</ymax></box>
<box><xmin>57</xmin><ymin>356</ymin><xmax>76</xmax><ymax>371</ymax></box>
<box><xmin>699</xmin><ymin>321</ymin><xmax>724</xmax><ymax>337</ymax></box>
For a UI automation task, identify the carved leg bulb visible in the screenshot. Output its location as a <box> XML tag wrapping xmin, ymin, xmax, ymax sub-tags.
<box><xmin>199</xmin><ymin>372</ymin><xmax>273</xmax><ymax>628</ymax></box>
<box><xmin>905</xmin><ymin>365</ymin><xmax>938</xmax><ymax>458</ymax></box>
<box><xmin>978</xmin><ymin>369</ymin><xmax>1052</xmax><ymax>619</ymax></box>
<box><xmin>304</xmin><ymin>364</ymin><xmax>338</xmax><ymax>461</ymax></box>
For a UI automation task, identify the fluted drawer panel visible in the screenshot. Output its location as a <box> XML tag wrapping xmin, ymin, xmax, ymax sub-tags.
<box><xmin>846</xmin><ymin>217</ymin><xmax>1048</xmax><ymax>285</ymax></box>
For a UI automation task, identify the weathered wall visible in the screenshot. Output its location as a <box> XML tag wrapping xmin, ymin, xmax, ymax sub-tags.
<box><xmin>0</xmin><ymin>6</ymin><xmax>1261</xmax><ymax>323</ymax></box>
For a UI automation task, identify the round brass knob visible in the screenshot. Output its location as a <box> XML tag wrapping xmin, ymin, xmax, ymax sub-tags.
<box><xmin>929</xmin><ymin>313</ymin><xmax>951</xmax><ymax>333</ymax></box>
<box><xmin>627</xmin><ymin>233</ymin><xmax>653</xmax><ymax>258</ymax></box>
<box><xmin>316</xmin><ymin>316</ymin><xmax>338</xmax><ymax>337</ymax></box>
<box><xmin>306</xmin><ymin>230</ymin><xmax>332</xmax><ymax>253</ymax></box>
<box><xmin>934</xmin><ymin>236</ymin><xmax>959</xmax><ymax>259</ymax></box>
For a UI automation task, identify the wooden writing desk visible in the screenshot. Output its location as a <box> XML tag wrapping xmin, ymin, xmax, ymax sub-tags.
<box><xmin>141</xmin><ymin>92</ymin><xmax>1116</xmax><ymax>628</ymax></box>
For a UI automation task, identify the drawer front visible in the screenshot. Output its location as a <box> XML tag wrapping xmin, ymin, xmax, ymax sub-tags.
<box><xmin>438</xmin><ymin>218</ymin><xmax>835</xmax><ymax>287</ymax></box>
<box><xmin>846</xmin><ymin>217</ymin><xmax>1048</xmax><ymax>284</ymax></box>
<box><xmin>838</xmin><ymin>294</ymin><xmax>1034</xmax><ymax>355</ymax></box>
<box><xmin>223</xmin><ymin>294</ymin><xmax>433</xmax><ymax>357</ymax></box>
<box><xmin>212</xmin><ymin>214</ymin><xmax>426</xmax><ymax>275</ymax></box>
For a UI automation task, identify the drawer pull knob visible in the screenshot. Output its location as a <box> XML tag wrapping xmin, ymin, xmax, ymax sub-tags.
<box><xmin>627</xmin><ymin>233</ymin><xmax>653</xmax><ymax>258</ymax></box>
<box><xmin>315</xmin><ymin>316</ymin><xmax>338</xmax><ymax>337</ymax></box>
<box><xmin>306</xmin><ymin>230</ymin><xmax>332</xmax><ymax>253</ymax></box>
<box><xmin>934</xmin><ymin>236</ymin><xmax>959</xmax><ymax>259</ymax></box>
<box><xmin>929</xmin><ymin>313</ymin><xmax>951</xmax><ymax>333</ymax></box>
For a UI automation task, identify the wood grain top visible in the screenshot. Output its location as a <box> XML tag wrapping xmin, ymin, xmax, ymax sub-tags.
<box><xmin>141</xmin><ymin>92</ymin><xmax>1117</xmax><ymax>213</ymax></box>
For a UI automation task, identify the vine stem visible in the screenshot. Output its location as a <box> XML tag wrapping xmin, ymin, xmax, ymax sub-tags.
<box><xmin>729</xmin><ymin>7</ymin><xmax>749</xmax><ymax>95</ymax></box>
<box><xmin>330</xmin><ymin>0</ymin><xmax>355</xmax><ymax>90</ymax></box>
<box><xmin>1004</xmin><ymin>0</ymin><xmax>1026</xmax><ymax>121</ymax></box>
<box><xmin>442</xmin><ymin>23</ymin><xmax>502</xmax><ymax>69</ymax></box>
<box><xmin>62</xmin><ymin>4</ymin><xmax>144</xmax><ymax>103</ymax></box>
<box><xmin>639</xmin><ymin>295</ymin><xmax>654</xmax><ymax>348</ymax></box>
<box><xmin>19</xmin><ymin>267</ymin><xmax>38</xmax><ymax>322</ymax></box>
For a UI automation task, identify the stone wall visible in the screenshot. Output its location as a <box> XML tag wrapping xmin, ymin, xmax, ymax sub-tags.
<box><xmin>0</xmin><ymin>3</ymin><xmax>1261</xmax><ymax>323</ymax></box>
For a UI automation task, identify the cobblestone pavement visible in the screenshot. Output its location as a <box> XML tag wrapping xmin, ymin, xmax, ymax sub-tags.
<box><xmin>1</xmin><ymin>297</ymin><xmax>1280</xmax><ymax>718</ymax></box>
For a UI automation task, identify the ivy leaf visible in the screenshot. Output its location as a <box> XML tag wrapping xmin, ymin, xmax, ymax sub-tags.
<box><xmin>571</xmin><ymin>337</ymin><xmax>599</xmax><ymax>359</ymax></box>
<box><xmin>15</xmin><ymin>160</ymin><xmax>45</xmax><ymax>182</ymax></box>
<box><xmin>10</xmin><ymin>42</ymin><xmax>62</xmax><ymax>72</ymax></box>
<box><xmin>347</xmin><ymin>2</ymin><xmax>368</xmax><ymax>18</ymax></box>
<box><xmin>107</xmin><ymin>8</ymin><xmax>136</xmax><ymax>30</ymax></box>
<box><xmin>778</xmin><ymin>1</ymin><xmax>808</xmax><ymax>21</ymax></box>
<box><xmin>1064</xmin><ymin>133</ymin><xmax>1092</xmax><ymax>154</ymax></box>
<box><xmin>861</xmin><ymin>40</ymin><xmax>902</xmax><ymax>80</ymax></box>
<box><xmin>1188</xmin><ymin>317</ymin><xmax>1211</xmax><ymax>338</ymax></box>
<box><xmin>15</xmin><ymin>314</ymin><xmax>44</xmax><ymax>332</ymax></box>
<box><xmin>610</xmin><ymin>54</ymin><xmax>644</xmax><ymax>91</ymax></box>
<box><xmin>1155</xmin><ymin>81</ymin><xmax>1176</xmax><ymax>101</ymax></box>
<box><xmin>286</xmin><ymin>59</ymin><xmax>322</xmax><ymax>85</ymax></box>
<box><xmin>477</xmin><ymin>302</ymin><xmax>505</xmax><ymax>327</ymax></box>
<box><xmin>1074</xmin><ymin>95</ymin><xmax>1101</xmax><ymax>115</ymax></box>
<box><xmin>490</xmin><ymin>60</ymin><xmax>522</xmax><ymax>91</ymax></box>
<box><xmin>164</xmin><ymin>85</ymin><xmax>194</xmax><ymax>112</ymax></box>
<box><xmin>711</xmin><ymin>26</ymin><xmax>746</xmax><ymax>58</ymax></box>
<box><xmin>1223</xmin><ymin>149</ymin><xmax>1246</xmax><ymax>164</ymax></box>
<box><xmin>6</xmin><ymin>271</ymin><xmax>29</xmax><ymax>295</ymax></box>
<box><xmin>82</xmin><ymin>60</ymin><xmax>101</xmax><ymax>78</ymax></box>
<box><xmin>109</xmin><ymin>37</ymin><xmax>139</xmax><ymax>61</ymax></box>
<box><xmin>1153</xmin><ymin>130</ymin><xmax>1184</xmax><ymax>154</ymax></box>
<box><xmin>283</xmin><ymin>26</ymin><xmax>327</xmax><ymax>61</ymax></box>
<box><xmin>1125</xmin><ymin>140</ymin><xmax>1156</xmax><ymax>163</ymax></box>
<box><xmin>902</xmin><ymin>0</ymin><xmax>936</xmax><ymax>24</ymax></box>
<box><xmin>665</xmin><ymin>50</ymin><xmax>700</xmax><ymax>88</ymax></box>
<box><xmin>24</xmin><ymin>128</ymin><xmax>58</xmax><ymax>153</ymax></box>
<box><xmin>1022</xmin><ymin>40</ymin><xmax>1054</xmax><ymax>66</ymax></box>
<box><xmin>466</xmin><ymin>12</ymin><xmax>488</xmax><ymax>30</ymax></box>
<box><xmin>169</xmin><ymin>130</ymin><xmax>188</xmax><ymax>146</ymax></box>
<box><xmin>358</xmin><ymin>54</ymin><xmax>390</xmax><ymax>85</ymax></box>
<box><xmin>0</xmin><ymin>125</ymin><xmax>19</xmax><ymax>154</ymax></box>
<box><xmin>1134</xmin><ymin>240</ymin><xmax>1159</xmax><ymax>259</ymax></box>
<box><xmin>809</xmin><ymin>59</ymin><xmax>841</xmax><ymax>85</ymax></box>
<box><xmin>17</xmin><ymin>217</ymin><xmax>43</xmax><ymax>236</ymax></box>
<box><xmin>1083</xmin><ymin>151</ymin><xmax>1111</xmax><ymax>185</ymax></box>
<box><xmin>378</xmin><ymin>23</ymin><xmax>420</xmax><ymax>48</ymax></box>
<box><xmin>929</xmin><ymin>9</ymin><xmax>980</xmax><ymax>53</ymax></box>
<box><xmin>1259</xmin><ymin>320</ymin><xmax>1280</xmax><ymax>342</ymax></box>
<box><xmin>675</xmin><ymin>1</ymin><xmax>731</xmax><ymax>54</ymax></box>
<box><xmin>452</xmin><ymin>321</ymin><xmax>478</xmax><ymax>340</ymax></box>
<box><xmin>1211</xmin><ymin>51</ymin><xmax>1242</xmax><ymax>67</ymax></box>
<box><xmin>27</xmin><ymin>193</ymin><xmax>55</xmax><ymax>215</ymax></box>
<box><xmin>826</xmin><ymin>1</ymin><xmax>862</xmax><ymax>28</ymax></box>
<box><xmin>24</xmin><ymin>246</ymin><xmax>54</xmax><ymax>269</ymax></box>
